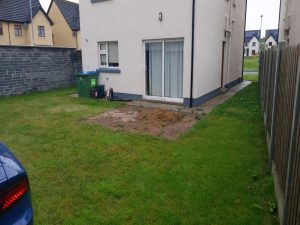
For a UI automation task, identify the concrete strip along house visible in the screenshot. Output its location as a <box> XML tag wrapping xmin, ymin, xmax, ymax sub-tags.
<box><xmin>279</xmin><ymin>0</ymin><xmax>300</xmax><ymax>45</ymax></box>
<box><xmin>80</xmin><ymin>0</ymin><xmax>247</xmax><ymax>107</ymax></box>
<box><xmin>265</xmin><ymin>29</ymin><xmax>278</xmax><ymax>48</ymax></box>
<box><xmin>47</xmin><ymin>0</ymin><xmax>81</xmax><ymax>49</ymax></box>
<box><xmin>244</xmin><ymin>30</ymin><xmax>260</xmax><ymax>56</ymax></box>
<box><xmin>0</xmin><ymin>0</ymin><xmax>54</xmax><ymax>46</ymax></box>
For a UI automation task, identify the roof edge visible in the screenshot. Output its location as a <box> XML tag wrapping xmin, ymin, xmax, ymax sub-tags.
<box><xmin>0</xmin><ymin>19</ymin><xmax>31</xmax><ymax>24</ymax></box>
<box><xmin>47</xmin><ymin>0</ymin><xmax>55</xmax><ymax>14</ymax></box>
<box><xmin>47</xmin><ymin>0</ymin><xmax>80</xmax><ymax>30</ymax></box>
<box><xmin>32</xmin><ymin>7</ymin><xmax>54</xmax><ymax>25</ymax></box>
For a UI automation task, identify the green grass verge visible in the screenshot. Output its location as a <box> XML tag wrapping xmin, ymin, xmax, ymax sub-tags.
<box><xmin>244</xmin><ymin>73</ymin><xmax>259</xmax><ymax>82</ymax></box>
<box><xmin>244</xmin><ymin>56</ymin><xmax>259</xmax><ymax>72</ymax></box>
<box><xmin>0</xmin><ymin>86</ymin><xmax>278</xmax><ymax>225</ymax></box>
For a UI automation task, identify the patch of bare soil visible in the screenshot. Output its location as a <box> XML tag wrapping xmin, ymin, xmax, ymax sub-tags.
<box><xmin>138</xmin><ymin>108</ymin><xmax>184</xmax><ymax>127</ymax></box>
<box><xmin>85</xmin><ymin>106</ymin><xmax>197</xmax><ymax>140</ymax></box>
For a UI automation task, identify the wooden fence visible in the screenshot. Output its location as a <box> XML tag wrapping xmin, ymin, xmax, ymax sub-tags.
<box><xmin>259</xmin><ymin>43</ymin><xmax>300</xmax><ymax>225</ymax></box>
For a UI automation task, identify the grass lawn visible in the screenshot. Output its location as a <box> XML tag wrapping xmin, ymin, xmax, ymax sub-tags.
<box><xmin>244</xmin><ymin>56</ymin><xmax>259</xmax><ymax>71</ymax></box>
<box><xmin>244</xmin><ymin>73</ymin><xmax>259</xmax><ymax>82</ymax></box>
<box><xmin>0</xmin><ymin>84</ymin><xmax>278</xmax><ymax>225</ymax></box>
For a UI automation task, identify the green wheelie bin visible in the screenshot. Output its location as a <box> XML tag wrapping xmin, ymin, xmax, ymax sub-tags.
<box><xmin>76</xmin><ymin>71</ymin><xmax>98</xmax><ymax>98</ymax></box>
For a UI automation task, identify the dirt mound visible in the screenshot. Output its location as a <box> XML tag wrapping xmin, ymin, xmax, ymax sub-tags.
<box><xmin>137</xmin><ymin>108</ymin><xmax>184</xmax><ymax>127</ymax></box>
<box><xmin>85</xmin><ymin>106</ymin><xmax>197</xmax><ymax>140</ymax></box>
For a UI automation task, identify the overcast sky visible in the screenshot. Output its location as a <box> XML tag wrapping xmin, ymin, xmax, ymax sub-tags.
<box><xmin>40</xmin><ymin>0</ymin><xmax>78</xmax><ymax>10</ymax></box>
<box><xmin>246</xmin><ymin>0</ymin><xmax>281</xmax><ymax>37</ymax></box>
<box><xmin>40</xmin><ymin>0</ymin><xmax>281</xmax><ymax>37</ymax></box>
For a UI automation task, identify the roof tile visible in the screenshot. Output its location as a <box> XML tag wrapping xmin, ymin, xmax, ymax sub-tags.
<box><xmin>54</xmin><ymin>0</ymin><xmax>80</xmax><ymax>31</ymax></box>
<box><xmin>265</xmin><ymin>29</ymin><xmax>278</xmax><ymax>42</ymax></box>
<box><xmin>244</xmin><ymin>30</ymin><xmax>261</xmax><ymax>43</ymax></box>
<box><xmin>0</xmin><ymin>0</ymin><xmax>41</xmax><ymax>23</ymax></box>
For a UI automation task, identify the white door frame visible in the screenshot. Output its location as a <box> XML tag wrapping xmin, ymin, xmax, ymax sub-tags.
<box><xmin>143</xmin><ymin>39</ymin><xmax>184</xmax><ymax>103</ymax></box>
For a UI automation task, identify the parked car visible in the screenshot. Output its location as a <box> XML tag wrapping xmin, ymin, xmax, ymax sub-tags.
<box><xmin>0</xmin><ymin>143</ymin><xmax>33</xmax><ymax>225</ymax></box>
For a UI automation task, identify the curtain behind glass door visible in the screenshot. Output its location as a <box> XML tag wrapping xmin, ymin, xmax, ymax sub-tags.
<box><xmin>145</xmin><ymin>42</ymin><xmax>163</xmax><ymax>97</ymax></box>
<box><xmin>164</xmin><ymin>41</ymin><xmax>183</xmax><ymax>98</ymax></box>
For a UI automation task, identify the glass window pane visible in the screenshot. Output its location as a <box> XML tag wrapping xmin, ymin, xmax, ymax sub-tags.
<box><xmin>0</xmin><ymin>23</ymin><xmax>3</xmax><ymax>35</ymax></box>
<box><xmin>38</xmin><ymin>26</ymin><xmax>45</xmax><ymax>37</ymax></box>
<box><xmin>145</xmin><ymin>42</ymin><xmax>163</xmax><ymax>97</ymax></box>
<box><xmin>108</xmin><ymin>42</ymin><xmax>119</xmax><ymax>67</ymax></box>
<box><xmin>100</xmin><ymin>43</ymin><xmax>106</xmax><ymax>50</ymax></box>
<box><xmin>164</xmin><ymin>41</ymin><xmax>183</xmax><ymax>98</ymax></box>
<box><xmin>14</xmin><ymin>25</ymin><xmax>22</xmax><ymax>36</ymax></box>
<box><xmin>100</xmin><ymin>54</ymin><xmax>107</xmax><ymax>66</ymax></box>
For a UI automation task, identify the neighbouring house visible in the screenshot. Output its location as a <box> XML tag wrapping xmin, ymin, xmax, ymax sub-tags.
<box><xmin>0</xmin><ymin>0</ymin><xmax>54</xmax><ymax>46</ymax></box>
<box><xmin>80</xmin><ymin>0</ymin><xmax>246</xmax><ymax>107</ymax></box>
<box><xmin>47</xmin><ymin>0</ymin><xmax>81</xmax><ymax>49</ymax></box>
<box><xmin>279</xmin><ymin>0</ymin><xmax>300</xmax><ymax>45</ymax></box>
<box><xmin>265</xmin><ymin>29</ymin><xmax>278</xmax><ymax>48</ymax></box>
<box><xmin>244</xmin><ymin>30</ymin><xmax>260</xmax><ymax>57</ymax></box>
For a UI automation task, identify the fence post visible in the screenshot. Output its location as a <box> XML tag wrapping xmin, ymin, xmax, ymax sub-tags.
<box><xmin>268</xmin><ymin>42</ymin><xmax>284</xmax><ymax>172</ymax></box>
<box><xmin>282</xmin><ymin>47</ymin><xmax>300</xmax><ymax>225</ymax></box>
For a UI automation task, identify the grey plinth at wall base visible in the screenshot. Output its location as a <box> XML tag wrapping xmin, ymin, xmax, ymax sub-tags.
<box><xmin>183</xmin><ymin>88</ymin><xmax>221</xmax><ymax>107</ymax></box>
<box><xmin>112</xmin><ymin>92</ymin><xmax>143</xmax><ymax>101</ymax></box>
<box><xmin>105</xmin><ymin>77</ymin><xmax>242</xmax><ymax>106</ymax></box>
<box><xmin>225</xmin><ymin>77</ymin><xmax>242</xmax><ymax>89</ymax></box>
<box><xmin>111</xmin><ymin>78</ymin><xmax>241</xmax><ymax>107</ymax></box>
<box><xmin>0</xmin><ymin>46</ymin><xmax>82</xmax><ymax>97</ymax></box>
<box><xmin>183</xmin><ymin>77</ymin><xmax>242</xmax><ymax>107</ymax></box>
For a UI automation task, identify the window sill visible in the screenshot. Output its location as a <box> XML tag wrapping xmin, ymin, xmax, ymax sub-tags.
<box><xmin>91</xmin><ymin>0</ymin><xmax>110</xmax><ymax>3</ymax></box>
<box><xmin>97</xmin><ymin>68</ymin><xmax>121</xmax><ymax>74</ymax></box>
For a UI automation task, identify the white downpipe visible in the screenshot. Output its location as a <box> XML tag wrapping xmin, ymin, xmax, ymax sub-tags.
<box><xmin>226</xmin><ymin>0</ymin><xmax>233</xmax><ymax>87</ymax></box>
<box><xmin>29</xmin><ymin>0</ymin><xmax>35</xmax><ymax>46</ymax></box>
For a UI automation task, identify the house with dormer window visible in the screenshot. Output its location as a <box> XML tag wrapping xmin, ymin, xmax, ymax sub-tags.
<box><xmin>0</xmin><ymin>0</ymin><xmax>54</xmax><ymax>46</ymax></box>
<box><xmin>244</xmin><ymin>30</ymin><xmax>260</xmax><ymax>57</ymax></box>
<box><xmin>265</xmin><ymin>29</ymin><xmax>278</xmax><ymax>48</ymax></box>
<box><xmin>47</xmin><ymin>0</ymin><xmax>81</xmax><ymax>49</ymax></box>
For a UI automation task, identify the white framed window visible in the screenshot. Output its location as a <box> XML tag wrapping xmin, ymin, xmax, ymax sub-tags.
<box><xmin>98</xmin><ymin>42</ymin><xmax>119</xmax><ymax>68</ymax></box>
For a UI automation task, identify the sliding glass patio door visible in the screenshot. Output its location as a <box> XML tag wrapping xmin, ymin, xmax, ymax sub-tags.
<box><xmin>145</xmin><ymin>40</ymin><xmax>183</xmax><ymax>99</ymax></box>
<box><xmin>145</xmin><ymin>42</ymin><xmax>163</xmax><ymax>97</ymax></box>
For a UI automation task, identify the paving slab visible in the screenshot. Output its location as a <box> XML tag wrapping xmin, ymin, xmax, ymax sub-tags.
<box><xmin>128</xmin><ymin>81</ymin><xmax>252</xmax><ymax>116</ymax></box>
